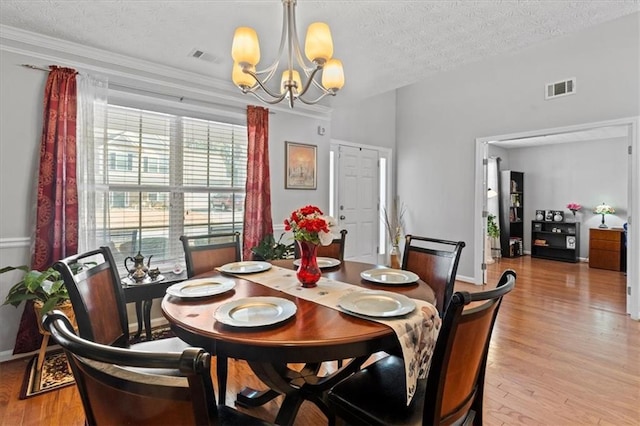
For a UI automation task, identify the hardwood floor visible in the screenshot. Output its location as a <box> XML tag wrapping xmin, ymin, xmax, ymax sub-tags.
<box><xmin>0</xmin><ymin>256</ymin><xmax>638</xmax><ymax>425</ymax></box>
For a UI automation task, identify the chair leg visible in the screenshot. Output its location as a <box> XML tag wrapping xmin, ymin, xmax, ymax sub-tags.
<box><xmin>217</xmin><ymin>355</ymin><xmax>228</xmax><ymax>405</ymax></box>
<box><xmin>36</xmin><ymin>334</ymin><xmax>49</xmax><ymax>372</ymax></box>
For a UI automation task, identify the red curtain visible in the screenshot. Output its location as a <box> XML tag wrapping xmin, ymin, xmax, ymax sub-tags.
<box><xmin>13</xmin><ymin>66</ymin><xmax>78</xmax><ymax>354</ymax></box>
<box><xmin>242</xmin><ymin>105</ymin><xmax>273</xmax><ymax>260</ymax></box>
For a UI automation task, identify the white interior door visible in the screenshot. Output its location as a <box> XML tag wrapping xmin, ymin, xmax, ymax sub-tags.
<box><xmin>337</xmin><ymin>145</ymin><xmax>379</xmax><ymax>263</ymax></box>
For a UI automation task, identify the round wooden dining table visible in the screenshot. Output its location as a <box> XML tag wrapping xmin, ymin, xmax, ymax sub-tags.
<box><xmin>162</xmin><ymin>259</ymin><xmax>435</xmax><ymax>425</ymax></box>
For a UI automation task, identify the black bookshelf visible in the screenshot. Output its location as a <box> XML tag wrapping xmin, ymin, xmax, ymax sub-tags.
<box><xmin>499</xmin><ymin>171</ymin><xmax>524</xmax><ymax>258</ymax></box>
<box><xmin>531</xmin><ymin>221</ymin><xmax>580</xmax><ymax>263</ymax></box>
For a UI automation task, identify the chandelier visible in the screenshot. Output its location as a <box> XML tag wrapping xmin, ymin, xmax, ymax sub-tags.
<box><xmin>231</xmin><ymin>0</ymin><xmax>344</xmax><ymax>108</ymax></box>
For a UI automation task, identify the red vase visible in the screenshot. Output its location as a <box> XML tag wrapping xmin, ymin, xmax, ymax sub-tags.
<box><xmin>296</xmin><ymin>240</ymin><xmax>321</xmax><ymax>288</ymax></box>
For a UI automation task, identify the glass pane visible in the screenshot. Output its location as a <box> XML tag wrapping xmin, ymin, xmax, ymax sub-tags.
<box><xmin>95</xmin><ymin>104</ymin><xmax>247</xmax><ymax>265</ymax></box>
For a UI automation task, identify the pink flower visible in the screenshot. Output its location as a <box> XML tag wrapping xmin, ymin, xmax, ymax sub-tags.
<box><xmin>566</xmin><ymin>203</ymin><xmax>582</xmax><ymax>211</ymax></box>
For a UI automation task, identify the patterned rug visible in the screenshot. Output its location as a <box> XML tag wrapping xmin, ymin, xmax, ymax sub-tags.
<box><xmin>20</xmin><ymin>326</ymin><xmax>174</xmax><ymax>399</ymax></box>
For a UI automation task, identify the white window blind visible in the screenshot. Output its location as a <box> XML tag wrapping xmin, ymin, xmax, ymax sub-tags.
<box><xmin>96</xmin><ymin>105</ymin><xmax>247</xmax><ymax>268</ymax></box>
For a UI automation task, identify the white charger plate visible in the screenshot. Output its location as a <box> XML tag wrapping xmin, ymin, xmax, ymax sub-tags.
<box><xmin>166</xmin><ymin>278</ymin><xmax>235</xmax><ymax>299</ymax></box>
<box><xmin>292</xmin><ymin>257</ymin><xmax>341</xmax><ymax>269</ymax></box>
<box><xmin>214</xmin><ymin>296</ymin><xmax>297</xmax><ymax>327</ymax></box>
<box><xmin>360</xmin><ymin>268</ymin><xmax>419</xmax><ymax>285</ymax></box>
<box><xmin>338</xmin><ymin>291</ymin><xmax>416</xmax><ymax>318</ymax></box>
<box><xmin>219</xmin><ymin>261</ymin><xmax>272</xmax><ymax>274</ymax></box>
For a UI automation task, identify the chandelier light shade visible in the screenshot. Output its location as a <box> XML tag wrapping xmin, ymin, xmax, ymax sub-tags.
<box><xmin>231</xmin><ymin>0</ymin><xmax>345</xmax><ymax>108</ymax></box>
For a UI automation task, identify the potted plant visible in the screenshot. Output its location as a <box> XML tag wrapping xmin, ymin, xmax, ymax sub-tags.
<box><xmin>382</xmin><ymin>197</ymin><xmax>406</xmax><ymax>269</ymax></box>
<box><xmin>486</xmin><ymin>214</ymin><xmax>500</xmax><ymax>263</ymax></box>
<box><xmin>251</xmin><ymin>233</ymin><xmax>295</xmax><ymax>260</ymax></box>
<box><xmin>1</xmin><ymin>265</ymin><xmax>76</xmax><ymax>332</ymax></box>
<box><xmin>487</xmin><ymin>214</ymin><xmax>500</xmax><ymax>239</ymax></box>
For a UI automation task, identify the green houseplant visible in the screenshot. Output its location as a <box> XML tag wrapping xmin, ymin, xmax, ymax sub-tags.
<box><xmin>251</xmin><ymin>233</ymin><xmax>295</xmax><ymax>260</ymax></box>
<box><xmin>1</xmin><ymin>266</ymin><xmax>70</xmax><ymax>316</ymax></box>
<box><xmin>487</xmin><ymin>214</ymin><xmax>500</xmax><ymax>239</ymax></box>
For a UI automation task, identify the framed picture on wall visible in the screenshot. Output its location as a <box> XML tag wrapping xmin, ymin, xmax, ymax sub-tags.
<box><xmin>285</xmin><ymin>141</ymin><xmax>317</xmax><ymax>189</ymax></box>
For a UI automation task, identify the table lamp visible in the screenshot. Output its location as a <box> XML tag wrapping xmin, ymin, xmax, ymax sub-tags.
<box><xmin>594</xmin><ymin>203</ymin><xmax>615</xmax><ymax>228</ymax></box>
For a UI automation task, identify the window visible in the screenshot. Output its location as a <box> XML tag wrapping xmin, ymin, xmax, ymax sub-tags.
<box><xmin>95</xmin><ymin>105</ymin><xmax>247</xmax><ymax>267</ymax></box>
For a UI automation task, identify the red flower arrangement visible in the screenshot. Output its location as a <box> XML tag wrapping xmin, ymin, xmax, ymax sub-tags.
<box><xmin>284</xmin><ymin>205</ymin><xmax>335</xmax><ymax>245</ymax></box>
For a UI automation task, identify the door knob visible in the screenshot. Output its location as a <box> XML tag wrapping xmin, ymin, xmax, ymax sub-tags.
<box><xmin>340</xmin><ymin>215</ymin><xmax>346</xmax><ymax>220</ymax></box>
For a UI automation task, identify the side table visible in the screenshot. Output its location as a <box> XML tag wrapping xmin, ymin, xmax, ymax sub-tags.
<box><xmin>589</xmin><ymin>228</ymin><xmax>626</xmax><ymax>271</ymax></box>
<box><xmin>121</xmin><ymin>270</ymin><xmax>187</xmax><ymax>340</ymax></box>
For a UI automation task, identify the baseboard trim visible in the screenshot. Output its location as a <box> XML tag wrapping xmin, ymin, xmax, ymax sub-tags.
<box><xmin>456</xmin><ymin>274</ymin><xmax>475</xmax><ymax>284</ymax></box>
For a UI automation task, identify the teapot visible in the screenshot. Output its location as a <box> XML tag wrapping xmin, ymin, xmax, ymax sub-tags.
<box><xmin>124</xmin><ymin>251</ymin><xmax>153</xmax><ymax>283</ymax></box>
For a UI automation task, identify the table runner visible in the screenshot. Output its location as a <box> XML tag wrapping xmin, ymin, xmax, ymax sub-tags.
<box><xmin>218</xmin><ymin>265</ymin><xmax>441</xmax><ymax>405</ymax></box>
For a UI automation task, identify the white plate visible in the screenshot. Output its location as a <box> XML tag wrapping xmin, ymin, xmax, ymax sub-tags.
<box><xmin>122</xmin><ymin>274</ymin><xmax>165</xmax><ymax>286</ymax></box>
<box><xmin>360</xmin><ymin>268</ymin><xmax>419</xmax><ymax>285</ymax></box>
<box><xmin>166</xmin><ymin>278</ymin><xmax>235</xmax><ymax>299</ymax></box>
<box><xmin>338</xmin><ymin>291</ymin><xmax>416</xmax><ymax>318</ymax></box>
<box><xmin>292</xmin><ymin>257</ymin><xmax>341</xmax><ymax>269</ymax></box>
<box><xmin>219</xmin><ymin>261</ymin><xmax>272</xmax><ymax>274</ymax></box>
<box><xmin>214</xmin><ymin>297</ymin><xmax>297</xmax><ymax>327</ymax></box>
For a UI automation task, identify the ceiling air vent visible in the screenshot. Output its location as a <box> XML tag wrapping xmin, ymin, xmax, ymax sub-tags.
<box><xmin>188</xmin><ymin>48</ymin><xmax>222</xmax><ymax>64</ymax></box>
<box><xmin>545</xmin><ymin>77</ymin><xmax>576</xmax><ymax>100</ymax></box>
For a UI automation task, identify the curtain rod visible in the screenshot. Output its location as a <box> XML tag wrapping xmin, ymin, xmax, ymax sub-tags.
<box><xmin>21</xmin><ymin>64</ymin><xmax>49</xmax><ymax>72</ymax></box>
<box><xmin>20</xmin><ymin>63</ymin><xmax>268</xmax><ymax>115</ymax></box>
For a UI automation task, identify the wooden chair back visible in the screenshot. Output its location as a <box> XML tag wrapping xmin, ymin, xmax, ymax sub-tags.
<box><xmin>401</xmin><ymin>235</ymin><xmax>465</xmax><ymax>315</ymax></box>
<box><xmin>180</xmin><ymin>232</ymin><xmax>241</xmax><ymax>278</ymax></box>
<box><xmin>424</xmin><ymin>269</ymin><xmax>516</xmax><ymax>424</ymax></box>
<box><xmin>53</xmin><ymin>247</ymin><xmax>130</xmax><ymax>347</ymax></box>
<box><xmin>326</xmin><ymin>270</ymin><xmax>516</xmax><ymax>426</ymax></box>
<box><xmin>43</xmin><ymin>311</ymin><xmax>215</xmax><ymax>426</ymax></box>
<box><xmin>294</xmin><ymin>229</ymin><xmax>348</xmax><ymax>261</ymax></box>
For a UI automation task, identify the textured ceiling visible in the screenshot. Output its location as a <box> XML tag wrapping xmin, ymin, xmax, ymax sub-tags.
<box><xmin>1</xmin><ymin>0</ymin><xmax>639</xmax><ymax>107</ymax></box>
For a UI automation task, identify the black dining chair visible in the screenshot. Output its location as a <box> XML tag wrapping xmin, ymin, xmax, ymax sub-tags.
<box><xmin>43</xmin><ymin>310</ymin><xmax>272</xmax><ymax>426</ymax></box>
<box><xmin>53</xmin><ymin>246</ymin><xmax>188</xmax><ymax>352</ymax></box>
<box><xmin>179</xmin><ymin>231</ymin><xmax>242</xmax><ymax>404</ymax></box>
<box><xmin>327</xmin><ymin>269</ymin><xmax>516</xmax><ymax>426</ymax></box>
<box><xmin>402</xmin><ymin>235</ymin><xmax>465</xmax><ymax>316</ymax></box>
<box><xmin>180</xmin><ymin>232</ymin><xmax>242</xmax><ymax>278</ymax></box>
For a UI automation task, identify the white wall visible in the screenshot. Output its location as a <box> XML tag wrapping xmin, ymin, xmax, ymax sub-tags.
<box><xmin>396</xmin><ymin>13</ymin><xmax>639</xmax><ymax>280</ymax></box>
<box><xmin>0</xmin><ymin>48</ymin><xmax>332</xmax><ymax>356</ymax></box>
<box><xmin>508</xmin><ymin>137</ymin><xmax>628</xmax><ymax>258</ymax></box>
<box><xmin>331</xmin><ymin>90</ymin><xmax>397</xmax><ymax>150</ymax></box>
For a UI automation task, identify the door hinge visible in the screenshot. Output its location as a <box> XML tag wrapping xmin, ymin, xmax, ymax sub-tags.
<box><xmin>482</xmin><ymin>158</ymin><xmax>488</xmax><ymax>165</ymax></box>
<box><xmin>628</xmin><ymin>286</ymin><xmax>631</xmax><ymax>296</ymax></box>
<box><xmin>629</xmin><ymin>145</ymin><xmax>632</xmax><ymax>155</ymax></box>
<box><xmin>482</xmin><ymin>210</ymin><xmax>489</xmax><ymax>218</ymax></box>
<box><xmin>481</xmin><ymin>262</ymin><xmax>487</xmax><ymax>271</ymax></box>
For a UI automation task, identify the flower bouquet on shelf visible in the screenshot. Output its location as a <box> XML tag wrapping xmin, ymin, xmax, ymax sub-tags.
<box><xmin>566</xmin><ymin>203</ymin><xmax>582</xmax><ymax>222</ymax></box>
<box><xmin>284</xmin><ymin>205</ymin><xmax>335</xmax><ymax>287</ymax></box>
<box><xmin>594</xmin><ymin>203</ymin><xmax>615</xmax><ymax>228</ymax></box>
<box><xmin>382</xmin><ymin>197</ymin><xmax>406</xmax><ymax>269</ymax></box>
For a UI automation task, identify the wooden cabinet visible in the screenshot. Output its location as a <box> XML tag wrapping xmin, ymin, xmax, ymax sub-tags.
<box><xmin>499</xmin><ymin>171</ymin><xmax>524</xmax><ymax>258</ymax></box>
<box><xmin>589</xmin><ymin>228</ymin><xmax>626</xmax><ymax>271</ymax></box>
<box><xmin>531</xmin><ymin>221</ymin><xmax>579</xmax><ymax>263</ymax></box>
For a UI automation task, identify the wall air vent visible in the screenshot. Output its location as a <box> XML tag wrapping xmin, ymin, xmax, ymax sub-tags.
<box><xmin>545</xmin><ymin>77</ymin><xmax>576</xmax><ymax>99</ymax></box>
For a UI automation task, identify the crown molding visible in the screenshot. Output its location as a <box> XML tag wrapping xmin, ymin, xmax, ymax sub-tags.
<box><xmin>0</xmin><ymin>25</ymin><xmax>333</xmax><ymax>120</ymax></box>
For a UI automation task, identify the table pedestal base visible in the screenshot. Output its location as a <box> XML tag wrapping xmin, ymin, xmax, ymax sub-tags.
<box><xmin>237</xmin><ymin>358</ymin><xmax>368</xmax><ymax>426</ymax></box>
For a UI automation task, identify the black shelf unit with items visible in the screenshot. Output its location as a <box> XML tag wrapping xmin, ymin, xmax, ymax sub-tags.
<box><xmin>499</xmin><ymin>170</ymin><xmax>524</xmax><ymax>258</ymax></box>
<box><xmin>531</xmin><ymin>221</ymin><xmax>580</xmax><ymax>263</ymax></box>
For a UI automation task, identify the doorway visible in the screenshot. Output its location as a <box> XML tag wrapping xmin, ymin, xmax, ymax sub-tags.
<box><xmin>474</xmin><ymin>117</ymin><xmax>639</xmax><ymax>320</ymax></box>
<box><xmin>330</xmin><ymin>140</ymin><xmax>392</xmax><ymax>264</ymax></box>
